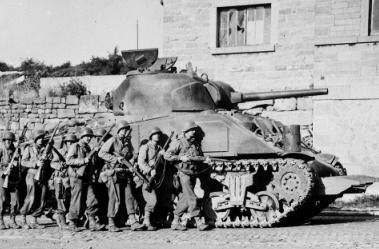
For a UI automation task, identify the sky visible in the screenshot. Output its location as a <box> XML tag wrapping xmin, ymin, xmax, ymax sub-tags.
<box><xmin>0</xmin><ymin>0</ymin><xmax>163</xmax><ymax>67</ymax></box>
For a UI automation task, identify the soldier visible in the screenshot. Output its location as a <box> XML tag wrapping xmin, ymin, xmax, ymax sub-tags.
<box><xmin>164</xmin><ymin>121</ymin><xmax>212</xmax><ymax>231</ymax></box>
<box><xmin>98</xmin><ymin>120</ymin><xmax>144</xmax><ymax>232</ymax></box>
<box><xmin>137</xmin><ymin>127</ymin><xmax>164</xmax><ymax>231</ymax></box>
<box><xmin>0</xmin><ymin>131</ymin><xmax>21</xmax><ymax>229</ymax></box>
<box><xmin>19</xmin><ymin>129</ymin><xmax>51</xmax><ymax>229</ymax></box>
<box><xmin>92</xmin><ymin>128</ymin><xmax>110</xmax><ymax>224</ymax></box>
<box><xmin>50</xmin><ymin>134</ymin><xmax>77</xmax><ymax>229</ymax></box>
<box><xmin>66</xmin><ymin>128</ymin><xmax>105</xmax><ymax>231</ymax></box>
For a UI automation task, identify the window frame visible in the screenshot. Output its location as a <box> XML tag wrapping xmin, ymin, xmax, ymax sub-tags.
<box><xmin>210</xmin><ymin>0</ymin><xmax>278</xmax><ymax>55</ymax></box>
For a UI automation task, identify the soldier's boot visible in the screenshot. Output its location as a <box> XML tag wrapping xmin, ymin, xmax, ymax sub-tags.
<box><xmin>88</xmin><ymin>216</ymin><xmax>105</xmax><ymax>231</ymax></box>
<box><xmin>20</xmin><ymin>215</ymin><xmax>30</xmax><ymax>229</ymax></box>
<box><xmin>8</xmin><ymin>215</ymin><xmax>21</xmax><ymax>229</ymax></box>
<box><xmin>205</xmin><ymin>218</ymin><xmax>216</xmax><ymax>230</ymax></box>
<box><xmin>29</xmin><ymin>216</ymin><xmax>45</xmax><ymax>229</ymax></box>
<box><xmin>0</xmin><ymin>215</ymin><xmax>6</xmax><ymax>230</ymax></box>
<box><xmin>143</xmin><ymin>211</ymin><xmax>157</xmax><ymax>231</ymax></box>
<box><xmin>57</xmin><ymin>214</ymin><xmax>69</xmax><ymax>230</ymax></box>
<box><xmin>195</xmin><ymin>217</ymin><xmax>210</xmax><ymax>231</ymax></box>
<box><xmin>68</xmin><ymin>219</ymin><xmax>80</xmax><ymax>232</ymax></box>
<box><xmin>108</xmin><ymin>218</ymin><xmax>121</xmax><ymax>232</ymax></box>
<box><xmin>44</xmin><ymin>208</ymin><xmax>55</xmax><ymax>222</ymax></box>
<box><xmin>171</xmin><ymin>215</ymin><xmax>187</xmax><ymax>231</ymax></box>
<box><xmin>129</xmin><ymin>214</ymin><xmax>144</xmax><ymax>231</ymax></box>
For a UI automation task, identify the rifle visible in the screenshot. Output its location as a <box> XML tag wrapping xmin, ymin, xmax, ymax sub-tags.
<box><xmin>76</xmin><ymin>124</ymin><xmax>115</xmax><ymax>177</ymax></box>
<box><xmin>34</xmin><ymin>122</ymin><xmax>61</xmax><ymax>182</ymax></box>
<box><xmin>114</xmin><ymin>152</ymin><xmax>150</xmax><ymax>186</ymax></box>
<box><xmin>3</xmin><ymin>122</ymin><xmax>28</xmax><ymax>188</ymax></box>
<box><xmin>145</xmin><ymin>131</ymin><xmax>174</xmax><ymax>192</ymax></box>
<box><xmin>186</xmin><ymin>156</ymin><xmax>229</xmax><ymax>163</ymax></box>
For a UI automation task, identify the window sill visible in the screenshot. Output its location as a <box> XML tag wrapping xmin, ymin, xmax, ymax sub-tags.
<box><xmin>211</xmin><ymin>44</ymin><xmax>275</xmax><ymax>55</ymax></box>
<box><xmin>315</xmin><ymin>35</ymin><xmax>379</xmax><ymax>46</ymax></box>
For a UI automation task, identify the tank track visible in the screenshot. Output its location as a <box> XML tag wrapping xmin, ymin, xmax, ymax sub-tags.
<box><xmin>208</xmin><ymin>158</ymin><xmax>316</xmax><ymax>228</ymax></box>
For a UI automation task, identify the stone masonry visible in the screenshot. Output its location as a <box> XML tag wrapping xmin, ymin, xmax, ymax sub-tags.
<box><xmin>162</xmin><ymin>0</ymin><xmax>379</xmax><ymax>176</ymax></box>
<box><xmin>0</xmin><ymin>95</ymin><xmax>112</xmax><ymax>140</ymax></box>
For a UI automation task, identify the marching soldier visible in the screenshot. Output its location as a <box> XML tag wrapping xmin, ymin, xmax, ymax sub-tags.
<box><xmin>164</xmin><ymin>121</ymin><xmax>213</xmax><ymax>231</ymax></box>
<box><xmin>66</xmin><ymin>128</ymin><xmax>105</xmax><ymax>231</ymax></box>
<box><xmin>19</xmin><ymin>129</ymin><xmax>51</xmax><ymax>229</ymax></box>
<box><xmin>0</xmin><ymin>132</ymin><xmax>21</xmax><ymax>229</ymax></box>
<box><xmin>50</xmin><ymin>133</ymin><xmax>77</xmax><ymax>229</ymax></box>
<box><xmin>137</xmin><ymin>127</ymin><xmax>164</xmax><ymax>231</ymax></box>
<box><xmin>98</xmin><ymin>120</ymin><xmax>144</xmax><ymax>232</ymax></box>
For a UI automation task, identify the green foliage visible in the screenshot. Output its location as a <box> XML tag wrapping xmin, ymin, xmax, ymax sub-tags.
<box><xmin>0</xmin><ymin>46</ymin><xmax>130</xmax><ymax>77</ymax></box>
<box><xmin>0</xmin><ymin>61</ymin><xmax>16</xmax><ymax>71</ymax></box>
<box><xmin>59</xmin><ymin>79</ymin><xmax>88</xmax><ymax>96</ymax></box>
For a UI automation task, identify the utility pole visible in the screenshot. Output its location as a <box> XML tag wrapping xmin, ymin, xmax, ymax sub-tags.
<box><xmin>136</xmin><ymin>19</ymin><xmax>139</xmax><ymax>49</ymax></box>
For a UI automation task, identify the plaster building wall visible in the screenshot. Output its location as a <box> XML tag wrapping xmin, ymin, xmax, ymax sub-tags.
<box><xmin>162</xmin><ymin>0</ymin><xmax>379</xmax><ymax>175</ymax></box>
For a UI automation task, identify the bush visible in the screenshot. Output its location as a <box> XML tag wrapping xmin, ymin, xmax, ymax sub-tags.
<box><xmin>60</xmin><ymin>79</ymin><xmax>88</xmax><ymax>97</ymax></box>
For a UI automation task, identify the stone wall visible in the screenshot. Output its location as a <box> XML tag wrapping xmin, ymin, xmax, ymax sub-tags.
<box><xmin>0</xmin><ymin>95</ymin><xmax>112</xmax><ymax>139</ymax></box>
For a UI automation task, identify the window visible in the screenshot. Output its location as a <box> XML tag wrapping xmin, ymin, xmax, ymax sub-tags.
<box><xmin>369</xmin><ymin>0</ymin><xmax>379</xmax><ymax>35</ymax></box>
<box><xmin>218</xmin><ymin>5</ymin><xmax>271</xmax><ymax>47</ymax></box>
<box><xmin>210</xmin><ymin>0</ymin><xmax>277</xmax><ymax>54</ymax></box>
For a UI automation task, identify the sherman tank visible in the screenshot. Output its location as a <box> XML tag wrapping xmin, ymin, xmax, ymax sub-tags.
<box><xmin>102</xmin><ymin>48</ymin><xmax>376</xmax><ymax>228</ymax></box>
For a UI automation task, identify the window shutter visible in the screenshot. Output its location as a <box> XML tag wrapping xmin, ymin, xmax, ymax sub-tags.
<box><xmin>246</xmin><ymin>8</ymin><xmax>256</xmax><ymax>44</ymax></box>
<box><xmin>237</xmin><ymin>9</ymin><xmax>247</xmax><ymax>46</ymax></box>
<box><xmin>219</xmin><ymin>10</ymin><xmax>228</xmax><ymax>47</ymax></box>
<box><xmin>228</xmin><ymin>9</ymin><xmax>237</xmax><ymax>46</ymax></box>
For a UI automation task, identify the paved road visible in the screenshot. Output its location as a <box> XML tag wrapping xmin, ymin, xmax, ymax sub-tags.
<box><xmin>0</xmin><ymin>214</ymin><xmax>378</xmax><ymax>249</ymax></box>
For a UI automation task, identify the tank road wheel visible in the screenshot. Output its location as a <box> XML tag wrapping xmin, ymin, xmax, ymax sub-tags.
<box><xmin>249</xmin><ymin>191</ymin><xmax>280</xmax><ymax>228</ymax></box>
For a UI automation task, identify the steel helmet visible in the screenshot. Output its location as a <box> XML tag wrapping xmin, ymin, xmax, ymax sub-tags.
<box><xmin>33</xmin><ymin>130</ymin><xmax>46</xmax><ymax>142</ymax></box>
<box><xmin>94</xmin><ymin>128</ymin><xmax>107</xmax><ymax>137</ymax></box>
<box><xmin>116</xmin><ymin>120</ymin><xmax>130</xmax><ymax>133</ymax></box>
<box><xmin>148</xmin><ymin>127</ymin><xmax>162</xmax><ymax>139</ymax></box>
<box><xmin>182</xmin><ymin>120</ymin><xmax>199</xmax><ymax>133</ymax></box>
<box><xmin>80</xmin><ymin>128</ymin><xmax>94</xmax><ymax>138</ymax></box>
<box><xmin>63</xmin><ymin>134</ymin><xmax>78</xmax><ymax>142</ymax></box>
<box><xmin>68</xmin><ymin>119</ymin><xmax>80</xmax><ymax>127</ymax></box>
<box><xmin>2</xmin><ymin>131</ymin><xmax>16</xmax><ymax>141</ymax></box>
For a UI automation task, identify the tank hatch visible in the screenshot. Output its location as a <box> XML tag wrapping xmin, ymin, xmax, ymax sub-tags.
<box><xmin>121</xmin><ymin>48</ymin><xmax>158</xmax><ymax>70</ymax></box>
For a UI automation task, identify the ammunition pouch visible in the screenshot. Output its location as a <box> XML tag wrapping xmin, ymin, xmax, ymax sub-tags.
<box><xmin>99</xmin><ymin>169</ymin><xmax>115</xmax><ymax>184</ymax></box>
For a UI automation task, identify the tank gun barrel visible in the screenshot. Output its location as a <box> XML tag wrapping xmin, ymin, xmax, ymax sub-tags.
<box><xmin>230</xmin><ymin>88</ymin><xmax>328</xmax><ymax>103</ymax></box>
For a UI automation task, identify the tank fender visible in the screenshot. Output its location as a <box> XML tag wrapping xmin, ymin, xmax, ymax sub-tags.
<box><xmin>320</xmin><ymin>175</ymin><xmax>379</xmax><ymax>196</ymax></box>
<box><xmin>315</xmin><ymin>153</ymin><xmax>339</xmax><ymax>166</ymax></box>
<box><xmin>279</xmin><ymin>151</ymin><xmax>315</xmax><ymax>161</ymax></box>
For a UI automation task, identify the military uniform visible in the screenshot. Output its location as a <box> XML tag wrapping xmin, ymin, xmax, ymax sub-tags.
<box><xmin>164</xmin><ymin>121</ymin><xmax>213</xmax><ymax>231</ymax></box>
<box><xmin>50</xmin><ymin>134</ymin><xmax>76</xmax><ymax>228</ymax></box>
<box><xmin>0</xmin><ymin>132</ymin><xmax>21</xmax><ymax>229</ymax></box>
<box><xmin>66</xmin><ymin>128</ymin><xmax>104</xmax><ymax>231</ymax></box>
<box><xmin>98</xmin><ymin>120</ymin><xmax>143</xmax><ymax>232</ymax></box>
<box><xmin>137</xmin><ymin>127</ymin><xmax>164</xmax><ymax>231</ymax></box>
<box><xmin>19</xmin><ymin>130</ymin><xmax>52</xmax><ymax>229</ymax></box>
<box><xmin>92</xmin><ymin>128</ymin><xmax>110</xmax><ymax>224</ymax></box>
